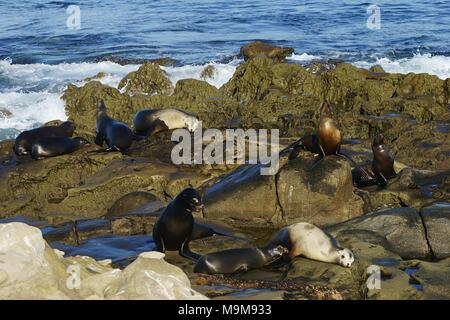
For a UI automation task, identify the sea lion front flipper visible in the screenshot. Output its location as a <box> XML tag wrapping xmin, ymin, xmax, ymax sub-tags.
<box><xmin>94</xmin><ymin>132</ymin><xmax>104</xmax><ymax>146</ymax></box>
<box><xmin>179</xmin><ymin>240</ymin><xmax>201</xmax><ymax>262</ymax></box>
<box><xmin>309</xmin><ymin>154</ymin><xmax>325</xmax><ymax>170</ymax></box>
<box><xmin>288</xmin><ymin>144</ymin><xmax>302</xmax><ymax>160</ymax></box>
<box><xmin>375</xmin><ymin>171</ymin><xmax>388</xmax><ymax>187</ymax></box>
<box><xmin>153</xmin><ymin>235</ymin><xmax>166</xmax><ymax>253</ymax></box>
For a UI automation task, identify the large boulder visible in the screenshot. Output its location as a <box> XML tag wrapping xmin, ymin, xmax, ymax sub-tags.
<box><xmin>277</xmin><ymin>154</ymin><xmax>363</xmax><ymax>226</ymax></box>
<box><xmin>0</xmin><ymin>222</ymin><xmax>206</xmax><ymax>300</ymax></box>
<box><xmin>203</xmin><ymin>153</ymin><xmax>364</xmax><ymax>227</ymax></box>
<box><xmin>421</xmin><ymin>203</ymin><xmax>450</xmax><ymax>259</ymax></box>
<box><xmin>328</xmin><ymin>207</ymin><xmax>431</xmax><ymax>259</ymax></box>
<box><xmin>118</xmin><ymin>62</ymin><xmax>174</xmax><ymax>96</ymax></box>
<box><xmin>240</xmin><ymin>41</ymin><xmax>294</xmax><ymax>62</ymax></box>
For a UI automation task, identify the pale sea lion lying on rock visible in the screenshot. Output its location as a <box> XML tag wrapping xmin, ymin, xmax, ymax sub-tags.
<box><xmin>267</xmin><ymin>222</ymin><xmax>355</xmax><ymax>267</ymax></box>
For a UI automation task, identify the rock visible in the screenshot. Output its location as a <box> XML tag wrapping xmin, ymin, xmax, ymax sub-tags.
<box><xmin>421</xmin><ymin>203</ymin><xmax>450</xmax><ymax>259</ymax></box>
<box><xmin>410</xmin><ymin>258</ymin><xmax>450</xmax><ymax>299</ymax></box>
<box><xmin>277</xmin><ymin>153</ymin><xmax>364</xmax><ymax>226</ymax></box>
<box><xmin>93</xmin><ymin>56</ymin><xmax>177</xmax><ymax>67</ymax></box>
<box><xmin>200</xmin><ymin>65</ymin><xmax>216</xmax><ymax>80</ymax></box>
<box><xmin>0</xmin><ymin>139</ymin><xmax>14</xmax><ymax>161</ymax></box>
<box><xmin>203</xmin><ymin>164</ymin><xmax>279</xmax><ymax>224</ymax></box>
<box><xmin>63</xmin><ymin>81</ymin><xmax>130</xmax><ymax>138</ymax></box>
<box><xmin>240</xmin><ymin>41</ymin><xmax>294</xmax><ymax>62</ymax></box>
<box><xmin>369</xmin><ymin>65</ymin><xmax>385</xmax><ymax>73</ymax></box>
<box><xmin>203</xmin><ymin>152</ymin><xmax>364</xmax><ymax>227</ymax></box>
<box><xmin>118</xmin><ymin>62</ymin><xmax>173</xmax><ymax>96</ymax></box>
<box><xmin>106</xmin><ymin>191</ymin><xmax>164</xmax><ymax>218</ymax></box>
<box><xmin>328</xmin><ymin>207</ymin><xmax>431</xmax><ymax>259</ymax></box>
<box><xmin>0</xmin><ymin>108</ymin><xmax>12</xmax><ymax>118</ymax></box>
<box><xmin>0</xmin><ymin>222</ymin><xmax>206</xmax><ymax>299</ymax></box>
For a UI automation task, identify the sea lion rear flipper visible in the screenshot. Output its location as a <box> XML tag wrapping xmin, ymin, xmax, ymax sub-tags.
<box><xmin>94</xmin><ymin>132</ymin><xmax>104</xmax><ymax>146</ymax></box>
<box><xmin>179</xmin><ymin>240</ymin><xmax>201</xmax><ymax>262</ymax></box>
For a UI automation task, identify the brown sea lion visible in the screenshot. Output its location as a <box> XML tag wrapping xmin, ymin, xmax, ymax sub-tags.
<box><xmin>352</xmin><ymin>133</ymin><xmax>396</xmax><ymax>187</ymax></box>
<box><xmin>282</xmin><ymin>101</ymin><xmax>356</xmax><ymax>168</ymax></box>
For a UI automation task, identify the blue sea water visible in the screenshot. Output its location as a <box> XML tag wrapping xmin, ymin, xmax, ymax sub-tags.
<box><xmin>0</xmin><ymin>0</ymin><xmax>449</xmax><ymax>140</ymax></box>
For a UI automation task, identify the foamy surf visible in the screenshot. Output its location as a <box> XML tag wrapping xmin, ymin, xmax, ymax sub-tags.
<box><xmin>354</xmin><ymin>53</ymin><xmax>450</xmax><ymax>80</ymax></box>
<box><xmin>161</xmin><ymin>58</ymin><xmax>241</xmax><ymax>89</ymax></box>
<box><xmin>287</xmin><ymin>53</ymin><xmax>321</xmax><ymax>62</ymax></box>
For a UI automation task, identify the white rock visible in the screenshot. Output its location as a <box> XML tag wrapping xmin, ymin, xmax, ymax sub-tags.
<box><xmin>0</xmin><ymin>222</ymin><xmax>207</xmax><ymax>300</ymax></box>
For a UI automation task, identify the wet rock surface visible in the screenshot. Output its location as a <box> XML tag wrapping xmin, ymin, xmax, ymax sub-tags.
<box><xmin>0</xmin><ymin>42</ymin><xmax>449</xmax><ymax>299</ymax></box>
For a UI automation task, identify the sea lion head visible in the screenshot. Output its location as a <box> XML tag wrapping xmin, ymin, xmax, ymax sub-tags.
<box><xmin>320</xmin><ymin>100</ymin><xmax>334</xmax><ymax>118</ymax></box>
<box><xmin>60</xmin><ymin>120</ymin><xmax>76</xmax><ymax>136</ymax></box>
<box><xmin>185</xmin><ymin>116</ymin><xmax>200</xmax><ymax>132</ymax></box>
<box><xmin>175</xmin><ymin>187</ymin><xmax>203</xmax><ymax>213</ymax></box>
<box><xmin>97</xmin><ymin>100</ymin><xmax>107</xmax><ymax>114</ymax></box>
<box><xmin>337</xmin><ymin>248</ymin><xmax>354</xmax><ymax>268</ymax></box>
<box><xmin>268</xmin><ymin>245</ymin><xmax>289</xmax><ymax>259</ymax></box>
<box><xmin>372</xmin><ymin>133</ymin><xmax>384</xmax><ymax>148</ymax></box>
<box><xmin>73</xmin><ymin>137</ymin><xmax>91</xmax><ymax>147</ymax></box>
<box><xmin>13</xmin><ymin>141</ymin><xmax>28</xmax><ymax>156</ymax></box>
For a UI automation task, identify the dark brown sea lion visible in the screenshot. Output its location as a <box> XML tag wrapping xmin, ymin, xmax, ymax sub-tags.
<box><xmin>193</xmin><ymin>245</ymin><xmax>288</xmax><ymax>275</ymax></box>
<box><xmin>152</xmin><ymin>188</ymin><xmax>203</xmax><ymax>261</ymax></box>
<box><xmin>352</xmin><ymin>133</ymin><xmax>396</xmax><ymax>187</ymax></box>
<box><xmin>282</xmin><ymin>101</ymin><xmax>356</xmax><ymax>167</ymax></box>
<box><xmin>13</xmin><ymin>121</ymin><xmax>76</xmax><ymax>156</ymax></box>
<box><xmin>95</xmin><ymin>100</ymin><xmax>133</xmax><ymax>153</ymax></box>
<box><xmin>31</xmin><ymin>136</ymin><xmax>90</xmax><ymax>160</ymax></box>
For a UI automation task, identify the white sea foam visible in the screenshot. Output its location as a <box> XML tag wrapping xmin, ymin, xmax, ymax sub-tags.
<box><xmin>286</xmin><ymin>53</ymin><xmax>321</xmax><ymax>62</ymax></box>
<box><xmin>0</xmin><ymin>91</ymin><xmax>66</xmax><ymax>131</ymax></box>
<box><xmin>0</xmin><ymin>59</ymin><xmax>140</xmax><ymax>138</ymax></box>
<box><xmin>161</xmin><ymin>58</ymin><xmax>241</xmax><ymax>89</ymax></box>
<box><xmin>354</xmin><ymin>53</ymin><xmax>450</xmax><ymax>80</ymax></box>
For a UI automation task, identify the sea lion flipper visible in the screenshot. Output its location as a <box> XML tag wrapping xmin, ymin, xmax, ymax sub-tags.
<box><xmin>94</xmin><ymin>132</ymin><xmax>104</xmax><ymax>146</ymax></box>
<box><xmin>309</xmin><ymin>154</ymin><xmax>324</xmax><ymax>170</ymax></box>
<box><xmin>179</xmin><ymin>240</ymin><xmax>201</xmax><ymax>262</ymax></box>
<box><xmin>375</xmin><ymin>171</ymin><xmax>388</xmax><ymax>187</ymax></box>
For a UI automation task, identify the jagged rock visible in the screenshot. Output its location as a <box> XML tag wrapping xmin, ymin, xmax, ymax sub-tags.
<box><xmin>240</xmin><ymin>41</ymin><xmax>294</xmax><ymax>62</ymax></box>
<box><xmin>118</xmin><ymin>62</ymin><xmax>174</xmax><ymax>96</ymax></box>
<box><xmin>328</xmin><ymin>207</ymin><xmax>431</xmax><ymax>259</ymax></box>
<box><xmin>421</xmin><ymin>203</ymin><xmax>450</xmax><ymax>259</ymax></box>
<box><xmin>0</xmin><ymin>222</ymin><xmax>206</xmax><ymax>299</ymax></box>
<box><xmin>200</xmin><ymin>65</ymin><xmax>216</xmax><ymax>80</ymax></box>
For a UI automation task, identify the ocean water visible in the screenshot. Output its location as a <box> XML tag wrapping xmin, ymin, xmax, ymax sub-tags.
<box><xmin>0</xmin><ymin>0</ymin><xmax>449</xmax><ymax>140</ymax></box>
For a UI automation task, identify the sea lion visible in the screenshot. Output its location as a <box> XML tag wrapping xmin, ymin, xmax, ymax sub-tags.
<box><xmin>95</xmin><ymin>100</ymin><xmax>133</xmax><ymax>153</ymax></box>
<box><xmin>352</xmin><ymin>133</ymin><xmax>396</xmax><ymax>187</ymax></box>
<box><xmin>13</xmin><ymin>121</ymin><xmax>76</xmax><ymax>156</ymax></box>
<box><xmin>133</xmin><ymin>108</ymin><xmax>200</xmax><ymax>136</ymax></box>
<box><xmin>266</xmin><ymin>222</ymin><xmax>354</xmax><ymax>267</ymax></box>
<box><xmin>152</xmin><ymin>188</ymin><xmax>203</xmax><ymax>261</ymax></box>
<box><xmin>282</xmin><ymin>101</ymin><xmax>356</xmax><ymax>168</ymax></box>
<box><xmin>193</xmin><ymin>245</ymin><xmax>288</xmax><ymax>275</ymax></box>
<box><xmin>30</xmin><ymin>137</ymin><xmax>90</xmax><ymax>160</ymax></box>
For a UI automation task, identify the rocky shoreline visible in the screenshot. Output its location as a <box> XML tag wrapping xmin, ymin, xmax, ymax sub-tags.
<box><xmin>0</xmin><ymin>41</ymin><xmax>449</xmax><ymax>300</ymax></box>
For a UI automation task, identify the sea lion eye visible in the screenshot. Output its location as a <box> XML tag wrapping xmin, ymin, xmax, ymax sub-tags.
<box><xmin>341</xmin><ymin>255</ymin><xmax>345</xmax><ymax>259</ymax></box>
